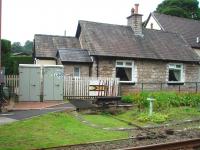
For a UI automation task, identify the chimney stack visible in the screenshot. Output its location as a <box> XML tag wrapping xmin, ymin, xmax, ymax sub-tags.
<box><xmin>127</xmin><ymin>4</ymin><xmax>143</xmax><ymax>36</ymax></box>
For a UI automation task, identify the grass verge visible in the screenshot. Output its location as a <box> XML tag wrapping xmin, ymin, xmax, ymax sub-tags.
<box><xmin>0</xmin><ymin>112</ymin><xmax>128</xmax><ymax>150</ymax></box>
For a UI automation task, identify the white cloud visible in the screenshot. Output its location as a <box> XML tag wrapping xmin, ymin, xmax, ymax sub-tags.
<box><xmin>2</xmin><ymin>0</ymin><xmax>163</xmax><ymax>44</ymax></box>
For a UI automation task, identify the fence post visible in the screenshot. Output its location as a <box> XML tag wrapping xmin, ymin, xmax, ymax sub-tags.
<box><xmin>160</xmin><ymin>83</ymin><xmax>163</xmax><ymax>91</ymax></box>
<box><xmin>196</xmin><ymin>82</ymin><xmax>198</xmax><ymax>93</ymax></box>
<box><xmin>141</xmin><ymin>83</ymin><xmax>144</xmax><ymax>91</ymax></box>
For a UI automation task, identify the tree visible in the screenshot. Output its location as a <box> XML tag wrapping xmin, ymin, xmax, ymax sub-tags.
<box><xmin>11</xmin><ymin>42</ymin><xmax>23</xmax><ymax>52</ymax></box>
<box><xmin>1</xmin><ymin>39</ymin><xmax>13</xmax><ymax>74</ymax></box>
<box><xmin>23</xmin><ymin>40</ymin><xmax>33</xmax><ymax>54</ymax></box>
<box><xmin>156</xmin><ymin>0</ymin><xmax>200</xmax><ymax>20</ymax></box>
<box><xmin>11</xmin><ymin>40</ymin><xmax>33</xmax><ymax>54</ymax></box>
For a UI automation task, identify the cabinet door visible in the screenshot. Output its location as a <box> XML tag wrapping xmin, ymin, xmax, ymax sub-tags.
<box><xmin>19</xmin><ymin>67</ymin><xmax>30</xmax><ymax>101</ymax></box>
<box><xmin>53</xmin><ymin>68</ymin><xmax>64</xmax><ymax>100</ymax></box>
<box><xmin>29</xmin><ymin>67</ymin><xmax>41</xmax><ymax>101</ymax></box>
<box><xmin>43</xmin><ymin>67</ymin><xmax>54</xmax><ymax>101</ymax></box>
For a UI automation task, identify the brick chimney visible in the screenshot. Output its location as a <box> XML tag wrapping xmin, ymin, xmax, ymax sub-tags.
<box><xmin>127</xmin><ymin>4</ymin><xmax>143</xmax><ymax>36</ymax></box>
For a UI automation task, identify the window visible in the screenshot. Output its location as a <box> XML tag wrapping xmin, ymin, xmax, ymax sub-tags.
<box><xmin>168</xmin><ymin>64</ymin><xmax>183</xmax><ymax>82</ymax></box>
<box><xmin>116</xmin><ymin>60</ymin><xmax>134</xmax><ymax>82</ymax></box>
<box><xmin>74</xmin><ymin>67</ymin><xmax>80</xmax><ymax>77</ymax></box>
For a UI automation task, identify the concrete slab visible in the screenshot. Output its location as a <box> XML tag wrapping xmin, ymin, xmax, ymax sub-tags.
<box><xmin>0</xmin><ymin>117</ymin><xmax>17</xmax><ymax>125</ymax></box>
<box><xmin>11</xmin><ymin>101</ymin><xmax>67</xmax><ymax>110</ymax></box>
<box><xmin>0</xmin><ymin>102</ymin><xmax>75</xmax><ymax>123</ymax></box>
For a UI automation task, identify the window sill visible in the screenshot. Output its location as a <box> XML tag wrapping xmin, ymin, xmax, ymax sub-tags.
<box><xmin>167</xmin><ymin>82</ymin><xmax>184</xmax><ymax>85</ymax></box>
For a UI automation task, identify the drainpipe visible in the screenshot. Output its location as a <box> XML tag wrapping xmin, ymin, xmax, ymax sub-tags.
<box><xmin>96</xmin><ymin>57</ymin><xmax>99</xmax><ymax>77</ymax></box>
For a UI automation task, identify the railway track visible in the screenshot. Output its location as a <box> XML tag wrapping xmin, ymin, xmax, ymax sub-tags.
<box><xmin>122</xmin><ymin>138</ymin><xmax>200</xmax><ymax>150</ymax></box>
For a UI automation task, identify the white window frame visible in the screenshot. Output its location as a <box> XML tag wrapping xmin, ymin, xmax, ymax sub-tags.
<box><xmin>167</xmin><ymin>63</ymin><xmax>184</xmax><ymax>83</ymax></box>
<box><xmin>116</xmin><ymin>60</ymin><xmax>134</xmax><ymax>83</ymax></box>
<box><xmin>73</xmin><ymin>66</ymin><xmax>80</xmax><ymax>77</ymax></box>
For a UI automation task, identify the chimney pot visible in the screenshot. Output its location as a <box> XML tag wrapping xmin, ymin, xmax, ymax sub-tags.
<box><xmin>131</xmin><ymin>8</ymin><xmax>135</xmax><ymax>15</ymax></box>
<box><xmin>134</xmin><ymin>4</ymin><xmax>139</xmax><ymax>14</ymax></box>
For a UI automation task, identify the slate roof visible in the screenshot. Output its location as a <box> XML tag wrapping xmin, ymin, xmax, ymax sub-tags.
<box><xmin>57</xmin><ymin>48</ymin><xmax>92</xmax><ymax>63</ymax></box>
<box><xmin>76</xmin><ymin>20</ymin><xmax>200</xmax><ymax>62</ymax></box>
<box><xmin>146</xmin><ymin>12</ymin><xmax>200</xmax><ymax>48</ymax></box>
<box><xmin>34</xmin><ymin>34</ymin><xmax>81</xmax><ymax>58</ymax></box>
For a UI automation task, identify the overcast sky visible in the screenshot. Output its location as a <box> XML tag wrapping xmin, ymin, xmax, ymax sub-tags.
<box><xmin>2</xmin><ymin>0</ymin><xmax>164</xmax><ymax>44</ymax></box>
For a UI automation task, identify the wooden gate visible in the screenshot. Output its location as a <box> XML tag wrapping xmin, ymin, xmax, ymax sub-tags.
<box><xmin>64</xmin><ymin>77</ymin><xmax>119</xmax><ymax>99</ymax></box>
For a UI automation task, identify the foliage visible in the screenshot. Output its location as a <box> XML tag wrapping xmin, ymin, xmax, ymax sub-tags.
<box><xmin>10</xmin><ymin>56</ymin><xmax>32</xmax><ymax>74</ymax></box>
<box><xmin>11</xmin><ymin>42</ymin><xmax>23</xmax><ymax>53</ymax></box>
<box><xmin>121</xmin><ymin>95</ymin><xmax>134</xmax><ymax>103</ymax></box>
<box><xmin>114</xmin><ymin>106</ymin><xmax>200</xmax><ymax>126</ymax></box>
<box><xmin>1</xmin><ymin>39</ymin><xmax>12</xmax><ymax>74</ymax></box>
<box><xmin>0</xmin><ymin>113</ymin><xmax>127</xmax><ymax>150</ymax></box>
<box><xmin>123</xmin><ymin>92</ymin><xmax>200</xmax><ymax>111</ymax></box>
<box><xmin>156</xmin><ymin>0</ymin><xmax>200</xmax><ymax>20</ymax></box>
<box><xmin>137</xmin><ymin>113</ymin><xmax>168</xmax><ymax>123</ymax></box>
<box><xmin>11</xmin><ymin>40</ymin><xmax>33</xmax><ymax>54</ymax></box>
<box><xmin>1</xmin><ymin>39</ymin><xmax>11</xmax><ymax>53</ymax></box>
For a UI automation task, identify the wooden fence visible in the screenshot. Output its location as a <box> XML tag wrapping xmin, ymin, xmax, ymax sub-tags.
<box><xmin>64</xmin><ymin>76</ymin><xmax>120</xmax><ymax>99</ymax></box>
<box><xmin>4</xmin><ymin>75</ymin><xmax>19</xmax><ymax>95</ymax></box>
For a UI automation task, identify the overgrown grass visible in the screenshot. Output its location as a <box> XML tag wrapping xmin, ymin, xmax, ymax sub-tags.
<box><xmin>122</xmin><ymin>92</ymin><xmax>200</xmax><ymax>111</ymax></box>
<box><xmin>0</xmin><ymin>113</ymin><xmax>128</xmax><ymax>150</ymax></box>
<box><xmin>114</xmin><ymin>106</ymin><xmax>200</xmax><ymax>125</ymax></box>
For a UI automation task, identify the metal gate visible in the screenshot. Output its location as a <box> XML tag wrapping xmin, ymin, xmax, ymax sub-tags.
<box><xmin>43</xmin><ymin>65</ymin><xmax>64</xmax><ymax>101</ymax></box>
<box><xmin>19</xmin><ymin>64</ymin><xmax>41</xmax><ymax>101</ymax></box>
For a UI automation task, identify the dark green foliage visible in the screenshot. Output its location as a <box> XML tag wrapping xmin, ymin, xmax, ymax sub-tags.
<box><xmin>10</xmin><ymin>56</ymin><xmax>32</xmax><ymax>74</ymax></box>
<box><xmin>11</xmin><ymin>40</ymin><xmax>33</xmax><ymax>55</ymax></box>
<box><xmin>1</xmin><ymin>39</ymin><xmax>12</xmax><ymax>74</ymax></box>
<box><xmin>156</xmin><ymin>0</ymin><xmax>200</xmax><ymax>20</ymax></box>
<box><xmin>123</xmin><ymin>92</ymin><xmax>200</xmax><ymax>111</ymax></box>
<box><xmin>121</xmin><ymin>95</ymin><xmax>134</xmax><ymax>103</ymax></box>
<box><xmin>11</xmin><ymin>42</ymin><xmax>23</xmax><ymax>52</ymax></box>
<box><xmin>1</xmin><ymin>39</ymin><xmax>11</xmax><ymax>53</ymax></box>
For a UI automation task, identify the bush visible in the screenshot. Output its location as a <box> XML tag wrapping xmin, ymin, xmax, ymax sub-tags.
<box><xmin>121</xmin><ymin>95</ymin><xmax>134</xmax><ymax>103</ymax></box>
<box><xmin>123</xmin><ymin>92</ymin><xmax>200</xmax><ymax>110</ymax></box>
<box><xmin>138</xmin><ymin>113</ymin><xmax>168</xmax><ymax>123</ymax></box>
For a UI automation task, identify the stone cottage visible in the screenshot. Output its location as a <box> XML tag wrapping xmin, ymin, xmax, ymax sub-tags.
<box><xmin>33</xmin><ymin>4</ymin><xmax>200</xmax><ymax>93</ymax></box>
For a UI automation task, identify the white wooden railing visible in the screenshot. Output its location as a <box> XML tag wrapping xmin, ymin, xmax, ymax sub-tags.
<box><xmin>4</xmin><ymin>75</ymin><xmax>19</xmax><ymax>95</ymax></box>
<box><xmin>64</xmin><ymin>76</ymin><xmax>120</xmax><ymax>99</ymax></box>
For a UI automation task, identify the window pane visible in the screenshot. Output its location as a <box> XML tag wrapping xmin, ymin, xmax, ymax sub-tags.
<box><xmin>116</xmin><ymin>62</ymin><xmax>123</xmax><ymax>66</ymax></box>
<box><xmin>168</xmin><ymin>69</ymin><xmax>181</xmax><ymax>81</ymax></box>
<box><xmin>125</xmin><ymin>62</ymin><xmax>132</xmax><ymax>66</ymax></box>
<box><xmin>116</xmin><ymin>67</ymin><xmax>132</xmax><ymax>81</ymax></box>
<box><xmin>74</xmin><ymin>67</ymin><xmax>80</xmax><ymax>77</ymax></box>
<box><xmin>176</xmin><ymin>65</ymin><xmax>181</xmax><ymax>69</ymax></box>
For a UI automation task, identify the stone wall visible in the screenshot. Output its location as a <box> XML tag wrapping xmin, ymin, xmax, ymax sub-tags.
<box><xmin>185</xmin><ymin>64</ymin><xmax>199</xmax><ymax>82</ymax></box>
<box><xmin>135</xmin><ymin>60</ymin><xmax>167</xmax><ymax>83</ymax></box>
<box><xmin>63</xmin><ymin>63</ymin><xmax>90</xmax><ymax>77</ymax></box>
<box><xmin>98</xmin><ymin>57</ymin><xmax>116</xmax><ymax>77</ymax></box>
<box><xmin>91</xmin><ymin>57</ymin><xmax>200</xmax><ymax>95</ymax></box>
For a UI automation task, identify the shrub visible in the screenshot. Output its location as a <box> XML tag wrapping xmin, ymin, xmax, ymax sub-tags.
<box><xmin>123</xmin><ymin>91</ymin><xmax>200</xmax><ymax>110</ymax></box>
<box><xmin>121</xmin><ymin>95</ymin><xmax>134</xmax><ymax>103</ymax></box>
<box><xmin>138</xmin><ymin>113</ymin><xmax>168</xmax><ymax>123</ymax></box>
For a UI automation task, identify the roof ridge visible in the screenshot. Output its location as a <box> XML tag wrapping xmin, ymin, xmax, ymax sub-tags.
<box><xmin>144</xmin><ymin>28</ymin><xmax>185</xmax><ymax>36</ymax></box>
<box><xmin>153</xmin><ymin>12</ymin><xmax>200</xmax><ymax>23</ymax></box>
<box><xmin>79</xmin><ymin>20</ymin><xmax>127</xmax><ymax>27</ymax></box>
<box><xmin>34</xmin><ymin>34</ymin><xmax>77</xmax><ymax>38</ymax></box>
<box><xmin>58</xmin><ymin>48</ymin><xmax>87</xmax><ymax>51</ymax></box>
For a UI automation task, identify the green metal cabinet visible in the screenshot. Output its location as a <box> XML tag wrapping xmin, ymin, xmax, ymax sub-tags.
<box><xmin>19</xmin><ymin>64</ymin><xmax>41</xmax><ymax>101</ymax></box>
<box><xmin>43</xmin><ymin>65</ymin><xmax>64</xmax><ymax>101</ymax></box>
